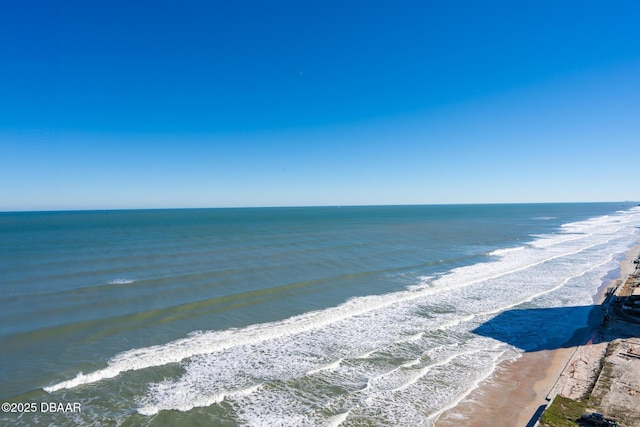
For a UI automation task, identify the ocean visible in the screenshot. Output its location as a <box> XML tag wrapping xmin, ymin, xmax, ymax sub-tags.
<box><xmin>1</xmin><ymin>203</ymin><xmax>640</xmax><ymax>426</ymax></box>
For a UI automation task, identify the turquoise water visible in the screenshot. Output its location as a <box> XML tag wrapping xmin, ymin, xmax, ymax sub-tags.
<box><xmin>1</xmin><ymin>203</ymin><xmax>640</xmax><ymax>426</ymax></box>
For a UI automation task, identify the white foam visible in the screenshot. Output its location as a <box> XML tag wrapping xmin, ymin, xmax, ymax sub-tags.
<box><xmin>108</xmin><ymin>278</ymin><xmax>134</xmax><ymax>285</ymax></box>
<box><xmin>408</xmin><ymin>275</ymin><xmax>435</xmax><ymax>290</ymax></box>
<box><xmin>307</xmin><ymin>359</ymin><xmax>343</xmax><ymax>375</ymax></box>
<box><xmin>398</xmin><ymin>332</ymin><xmax>423</xmax><ymax>343</ymax></box>
<box><xmin>138</xmin><ymin>384</ymin><xmax>262</xmax><ymax>416</ymax></box>
<box><xmin>327</xmin><ymin>411</ymin><xmax>350</xmax><ymax>427</ymax></box>
<box><xmin>488</xmin><ymin>246</ymin><xmax>526</xmax><ymax>257</ymax></box>
<box><xmin>427</xmin><ymin>348</ymin><xmax>508</xmax><ymax>424</ymax></box>
<box><xmin>401</xmin><ymin>358</ymin><xmax>421</xmax><ymax>368</ymax></box>
<box><xmin>391</xmin><ymin>347</ymin><xmax>491</xmax><ymax>392</ymax></box>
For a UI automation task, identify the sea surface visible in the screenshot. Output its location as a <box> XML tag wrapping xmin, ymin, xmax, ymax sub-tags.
<box><xmin>2</xmin><ymin>203</ymin><xmax>640</xmax><ymax>426</ymax></box>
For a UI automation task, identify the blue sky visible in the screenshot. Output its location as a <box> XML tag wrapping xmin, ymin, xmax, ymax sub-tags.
<box><xmin>1</xmin><ymin>1</ymin><xmax>639</xmax><ymax>210</ymax></box>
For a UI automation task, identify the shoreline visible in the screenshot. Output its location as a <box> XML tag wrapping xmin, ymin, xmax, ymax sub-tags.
<box><xmin>435</xmin><ymin>240</ymin><xmax>640</xmax><ymax>427</ymax></box>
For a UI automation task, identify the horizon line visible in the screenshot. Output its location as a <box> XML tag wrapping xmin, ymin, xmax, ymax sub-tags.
<box><xmin>2</xmin><ymin>200</ymin><xmax>639</xmax><ymax>214</ymax></box>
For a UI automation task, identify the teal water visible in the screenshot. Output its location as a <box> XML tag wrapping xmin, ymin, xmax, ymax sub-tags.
<box><xmin>1</xmin><ymin>203</ymin><xmax>639</xmax><ymax>426</ymax></box>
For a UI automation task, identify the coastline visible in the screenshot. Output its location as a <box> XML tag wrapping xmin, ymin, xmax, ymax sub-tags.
<box><xmin>435</xmin><ymin>240</ymin><xmax>640</xmax><ymax>427</ymax></box>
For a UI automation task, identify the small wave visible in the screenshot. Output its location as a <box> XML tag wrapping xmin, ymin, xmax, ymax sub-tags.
<box><xmin>487</xmin><ymin>246</ymin><xmax>525</xmax><ymax>257</ymax></box>
<box><xmin>407</xmin><ymin>275</ymin><xmax>435</xmax><ymax>291</ymax></box>
<box><xmin>44</xmin><ymin>370</ymin><xmax>120</xmax><ymax>393</ymax></box>
<box><xmin>108</xmin><ymin>278</ymin><xmax>134</xmax><ymax>285</ymax></box>
<box><xmin>397</xmin><ymin>332</ymin><xmax>423</xmax><ymax>343</ymax></box>
<box><xmin>401</xmin><ymin>358</ymin><xmax>421</xmax><ymax>368</ymax></box>
<box><xmin>306</xmin><ymin>359</ymin><xmax>343</xmax><ymax>375</ymax></box>
<box><xmin>327</xmin><ymin>411</ymin><xmax>350</xmax><ymax>427</ymax></box>
<box><xmin>427</xmin><ymin>348</ymin><xmax>507</xmax><ymax>424</ymax></box>
<box><xmin>391</xmin><ymin>348</ymin><xmax>486</xmax><ymax>392</ymax></box>
<box><xmin>138</xmin><ymin>384</ymin><xmax>262</xmax><ymax>415</ymax></box>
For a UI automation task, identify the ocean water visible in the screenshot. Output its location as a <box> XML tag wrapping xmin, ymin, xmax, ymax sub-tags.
<box><xmin>1</xmin><ymin>203</ymin><xmax>640</xmax><ymax>426</ymax></box>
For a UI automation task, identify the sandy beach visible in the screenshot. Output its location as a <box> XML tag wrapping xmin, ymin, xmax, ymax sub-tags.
<box><xmin>436</xmin><ymin>241</ymin><xmax>640</xmax><ymax>427</ymax></box>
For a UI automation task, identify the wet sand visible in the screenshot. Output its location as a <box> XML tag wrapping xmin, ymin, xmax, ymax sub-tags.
<box><xmin>436</xmin><ymin>242</ymin><xmax>640</xmax><ymax>427</ymax></box>
<box><xmin>436</xmin><ymin>348</ymin><xmax>574</xmax><ymax>426</ymax></box>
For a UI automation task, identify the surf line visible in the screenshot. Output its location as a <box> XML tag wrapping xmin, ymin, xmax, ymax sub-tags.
<box><xmin>44</xmin><ymin>230</ymin><xmax>622</xmax><ymax>392</ymax></box>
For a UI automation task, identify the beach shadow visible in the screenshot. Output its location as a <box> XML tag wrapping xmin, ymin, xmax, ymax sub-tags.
<box><xmin>471</xmin><ymin>305</ymin><xmax>605</xmax><ymax>352</ymax></box>
<box><xmin>526</xmin><ymin>404</ymin><xmax>547</xmax><ymax>427</ymax></box>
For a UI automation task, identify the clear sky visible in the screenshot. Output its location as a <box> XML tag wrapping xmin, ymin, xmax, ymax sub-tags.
<box><xmin>1</xmin><ymin>1</ymin><xmax>639</xmax><ymax>211</ymax></box>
